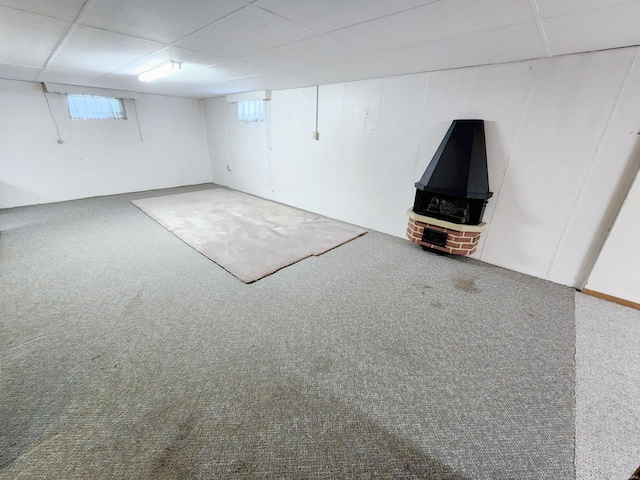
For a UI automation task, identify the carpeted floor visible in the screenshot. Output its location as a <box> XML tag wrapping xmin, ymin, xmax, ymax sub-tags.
<box><xmin>575</xmin><ymin>293</ymin><xmax>640</xmax><ymax>479</ymax></box>
<box><xmin>131</xmin><ymin>188</ymin><xmax>366</xmax><ymax>283</ymax></box>
<box><xmin>1</xmin><ymin>184</ymin><xmax>577</xmax><ymax>479</ymax></box>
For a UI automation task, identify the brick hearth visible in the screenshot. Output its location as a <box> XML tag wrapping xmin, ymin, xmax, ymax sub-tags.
<box><xmin>406</xmin><ymin>209</ymin><xmax>487</xmax><ymax>256</ymax></box>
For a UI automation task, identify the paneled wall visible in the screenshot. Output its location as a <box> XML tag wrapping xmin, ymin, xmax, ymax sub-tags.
<box><xmin>586</xmin><ymin>171</ymin><xmax>640</xmax><ymax>305</ymax></box>
<box><xmin>0</xmin><ymin>79</ymin><xmax>211</xmax><ymax>208</ymax></box>
<box><xmin>203</xmin><ymin>47</ymin><xmax>640</xmax><ymax>288</ymax></box>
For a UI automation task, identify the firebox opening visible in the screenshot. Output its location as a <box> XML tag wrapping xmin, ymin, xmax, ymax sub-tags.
<box><xmin>413</xmin><ymin>190</ymin><xmax>487</xmax><ymax>225</ymax></box>
<box><xmin>422</xmin><ymin>228</ymin><xmax>448</xmax><ymax>247</ymax></box>
<box><xmin>427</xmin><ymin>196</ymin><xmax>469</xmax><ymax>224</ymax></box>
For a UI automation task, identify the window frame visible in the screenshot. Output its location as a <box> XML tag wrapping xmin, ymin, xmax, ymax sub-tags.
<box><xmin>66</xmin><ymin>94</ymin><xmax>127</xmax><ymax>120</ymax></box>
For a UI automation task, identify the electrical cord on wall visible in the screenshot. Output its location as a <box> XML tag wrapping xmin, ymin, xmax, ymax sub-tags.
<box><xmin>132</xmin><ymin>100</ymin><xmax>144</xmax><ymax>142</ymax></box>
<box><xmin>41</xmin><ymin>83</ymin><xmax>64</xmax><ymax>144</ymax></box>
<box><xmin>266</xmin><ymin>100</ymin><xmax>274</xmax><ymax>192</ymax></box>
<box><xmin>315</xmin><ymin>85</ymin><xmax>319</xmax><ymax>139</ymax></box>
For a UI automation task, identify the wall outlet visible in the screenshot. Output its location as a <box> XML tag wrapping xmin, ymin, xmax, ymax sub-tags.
<box><xmin>312</xmin><ymin>131</ymin><xmax>320</xmax><ymax>140</ymax></box>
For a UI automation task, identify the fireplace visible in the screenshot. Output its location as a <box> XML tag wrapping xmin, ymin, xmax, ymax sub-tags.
<box><xmin>407</xmin><ymin>119</ymin><xmax>492</xmax><ymax>255</ymax></box>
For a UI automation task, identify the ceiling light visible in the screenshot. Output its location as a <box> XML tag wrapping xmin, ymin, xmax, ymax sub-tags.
<box><xmin>138</xmin><ymin>61</ymin><xmax>182</xmax><ymax>82</ymax></box>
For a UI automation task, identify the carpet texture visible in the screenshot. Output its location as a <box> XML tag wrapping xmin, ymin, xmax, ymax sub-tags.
<box><xmin>0</xmin><ymin>184</ymin><xmax>576</xmax><ymax>479</ymax></box>
<box><xmin>575</xmin><ymin>293</ymin><xmax>640</xmax><ymax>479</ymax></box>
<box><xmin>131</xmin><ymin>188</ymin><xmax>367</xmax><ymax>283</ymax></box>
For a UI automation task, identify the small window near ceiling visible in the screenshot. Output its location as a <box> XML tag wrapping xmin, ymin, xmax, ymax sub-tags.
<box><xmin>237</xmin><ymin>99</ymin><xmax>264</xmax><ymax>122</ymax></box>
<box><xmin>67</xmin><ymin>94</ymin><xmax>127</xmax><ymax>120</ymax></box>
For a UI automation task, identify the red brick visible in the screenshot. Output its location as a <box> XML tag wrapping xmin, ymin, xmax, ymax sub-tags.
<box><xmin>407</xmin><ymin>221</ymin><xmax>422</xmax><ymax>232</ymax></box>
<box><xmin>417</xmin><ymin>240</ymin><xmax>449</xmax><ymax>253</ymax></box>
<box><xmin>424</xmin><ymin>224</ymin><xmax>446</xmax><ymax>233</ymax></box>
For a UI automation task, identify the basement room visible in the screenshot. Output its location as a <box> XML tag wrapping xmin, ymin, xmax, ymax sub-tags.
<box><xmin>1</xmin><ymin>1</ymin><xmax>639</xmax><ymax>478</ymax></box>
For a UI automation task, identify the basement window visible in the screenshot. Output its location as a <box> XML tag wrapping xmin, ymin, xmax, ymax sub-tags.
<box><xmin>237</xmin><ymin>99</ymin><xmax>264</xmax><ymax>122</ymax></box>
<box><xmin>67</xmin><ymin>94</ymin><xmax>127</xmax><ymax>120</ymax></box>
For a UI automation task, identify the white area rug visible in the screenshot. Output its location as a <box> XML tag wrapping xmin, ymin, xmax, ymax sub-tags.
<box><xmin>132</xmin><ymin>188</ymin><xmax>367</xmax><ymax>283</ymax></box>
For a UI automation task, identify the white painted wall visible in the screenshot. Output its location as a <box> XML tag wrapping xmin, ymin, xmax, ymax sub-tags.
<box><xmin>585</xmin><ymin>170</ymin><xmax>640</xmax><ymax>304</ymax></box>
<box><xmin>203</xmin><ymin>47</ymin><xmax>640</xmax><ymax>288</ymax></box>
<box><xmin>0</xmin><ymin>79</ymin><xmax>211</xmax><ymax>208</ymax></box>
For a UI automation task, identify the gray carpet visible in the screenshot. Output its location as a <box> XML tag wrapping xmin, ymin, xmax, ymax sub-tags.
<box><xmin>0</xmin><ymin>184</ymin><xmax>576</xmax><ymax>479</ymax></box>
<box><xmin>131</xmin><ymin>189</ymin><xmax>367</xmax><ymax>283</ymax></box>
<box><xmin>575</xmin><ymin>293</ymin><xmax>640</xmax><ymax>479</ymax></box>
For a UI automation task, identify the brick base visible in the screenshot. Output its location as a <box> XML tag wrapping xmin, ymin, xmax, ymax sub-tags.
<box><xmin>406</xmin><ymin>210</ymin><xmax>486</xmax><ymax>256</ymax></box>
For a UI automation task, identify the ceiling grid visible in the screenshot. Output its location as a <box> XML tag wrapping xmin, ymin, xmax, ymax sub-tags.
<box><xmin>0</xmin><ymin>0</ymin><xmax>638</xmax><ymax>98</ymax></box>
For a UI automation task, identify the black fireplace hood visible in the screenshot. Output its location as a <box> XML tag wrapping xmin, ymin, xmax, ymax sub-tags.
<box><xmin>415</xmin><ymin>119</ymin><xmax>493</xmax><ymax>200</ymax></box>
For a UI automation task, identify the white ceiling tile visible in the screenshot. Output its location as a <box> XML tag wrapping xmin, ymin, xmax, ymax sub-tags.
<box><xmin>241</xmin><ymin>35</ymin><xmax>365</xmax><ymax>71</ymax></box>
<box><xmin>299</xmin><ymin>51</ymin><xmax>411</xmax><ymax>83</ymax></box>
<box><xmin>0</xmin><ymin>7</ymin><xmax>71</xmax><ymax>67</ymax></box>
<box><xmin>1</xmin><ymin>0</ymin><xmax>640</xmax><ymax>97</ymax></box>
<box><xmin>195</xmin><ymin>71</ymin><xmax>325</xmax><ymax>97</ymax></box>
<box><xmin>48</xmin><ymin>26</ymin><xmax>163</xmax><ymax>74</ymax></box>
<box><xmin>382</xmin><ymin>22</ymin><xmax>545</xmax><ymax>73</ymax></box>
<box><xmin>543</xmin><ymin>2</ymin><xmax>640</xmax><ymax>55</ymax></box>
<box><xmin>37</xmin><ymin>69</ymin><xmax>104</xmax><ymax>85</ymax></box>
<box><xmin>91</xmin><ymin>75</ymin><xmax>203</xmax><ymax>98</ymax></box>
<box><xmin>328</xmin><ymin>0</ymin><xmax>533</xmax><ymax>52</ymax></box>
<box><xmin>0</xmin><ymin>63</ymin><xmax>41</xmax><ymax>81</ymax></box>
<box><xmin>253</xmin><ymin>0</ymin><xmax>434</xmax><ymax>33</ymax></box>
<box><xmin>81</xmin><ymin>0</ymin><xmax>246</xmax><ymax>44</ymax></box>
<box><xmin>163</xmin><ymin>61</ymin><xmax>273</xmax><ymax>85</ymax></box>
<box><xmin>534</xmin><ymin>0</ymin><xmax>636</xmax><ymax>18</ymax></box>
<box><xmin>0</xmin><ymin>0</ymin><xmax>86</xmax><ymax>21</ymax></box>
<box><xmin>175</xmin><ymin>6</ymin><xmax>315</xmax><ymax>58</ymax></box>
<box><xmin>111</xmin><ymin>46</ymin><xmax>230</xmax><ymax>77</ymax></box>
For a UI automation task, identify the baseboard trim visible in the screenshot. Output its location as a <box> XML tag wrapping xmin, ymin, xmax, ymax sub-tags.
<box><xmin>582</xmin><ymin>289</ymin><xmax>640</xmax><ymax>311</ymax></box>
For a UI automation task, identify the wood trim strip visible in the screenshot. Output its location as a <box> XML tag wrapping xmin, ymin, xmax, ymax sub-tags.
<box><xmin>582</xmin><ymin>289</ymin><xmax>640</xmax><ymax>311</ymax></box>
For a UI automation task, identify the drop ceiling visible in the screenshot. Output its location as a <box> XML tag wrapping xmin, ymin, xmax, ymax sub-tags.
<box><xmin>1</xmin><ymin>0</ymin><xmax>639</xmax><ymax>99</ymax></box>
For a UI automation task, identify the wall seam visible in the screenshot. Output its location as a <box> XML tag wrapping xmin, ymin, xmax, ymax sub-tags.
<box><xmin>410</xmin><ymin>72</ymin><xmax>432</xmax><ymax>212</ymax></box>
<box><xmin>575</xmin><ymin>47</ymin><xmax>640</xmax><ymax>289</ymax></box>
<box><xmin>478</xmin><ymin>61</ymin><xmax>537</xmax><ymax>258</ymax></box>
<box><xmin>222</xmin><ymin>99</ymin><xmax>231</xmax><ymax>185</ymax></box>
<box><xmin>546</xmin><ymin>47</ymin><xmax>639</xmax><ymax>283</ymax></box>
<box><xmin>198</xmin><ymin>99</ymin><xmax>214</xmax><ymax>183</ymax></box>
<box><xmin>366</xmin><ymin>79</ymin><xmax>384</xmax><ymax>228</ymax></box>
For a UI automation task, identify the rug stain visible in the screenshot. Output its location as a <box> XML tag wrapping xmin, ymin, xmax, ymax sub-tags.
<box><xmin>149</xmin><ymin>413</ymin><xmax>204</xmax><ymax>479</ymax></box>
<box><xmin>138</xmin><ymin>378</ymin><xmax>471</xmax><ymax>479</ymax></box>
<box><xmin>124</xmin><ymin>287</ymin><xmax>145</xmax><ymax>314</ymax></box>
<box><xmin>455</xmin><ymin>277</ymin><xmax>479</xmax><ymax>294</ymax></box>
<box><xmin>180</xmin><ymin>379</ymin><xmax>472</xmax><ymax>479</ymax></box>
<box><xmin>311</xmin><ymin>356</ymin><xmax>334</xmax><ymax>375</ymax></box>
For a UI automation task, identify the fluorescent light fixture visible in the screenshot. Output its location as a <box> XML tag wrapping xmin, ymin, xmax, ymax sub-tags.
<box><xmin>138</xmin><ymin>61</ymin><xmax>182</xmax><ymax>82</ymax></box>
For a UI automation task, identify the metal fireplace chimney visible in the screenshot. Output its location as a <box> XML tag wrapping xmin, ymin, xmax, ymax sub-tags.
<box><xmin>407</xmin><ymin>119</ymin><xmax>493</xmax><ymax>256</ymax></box>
